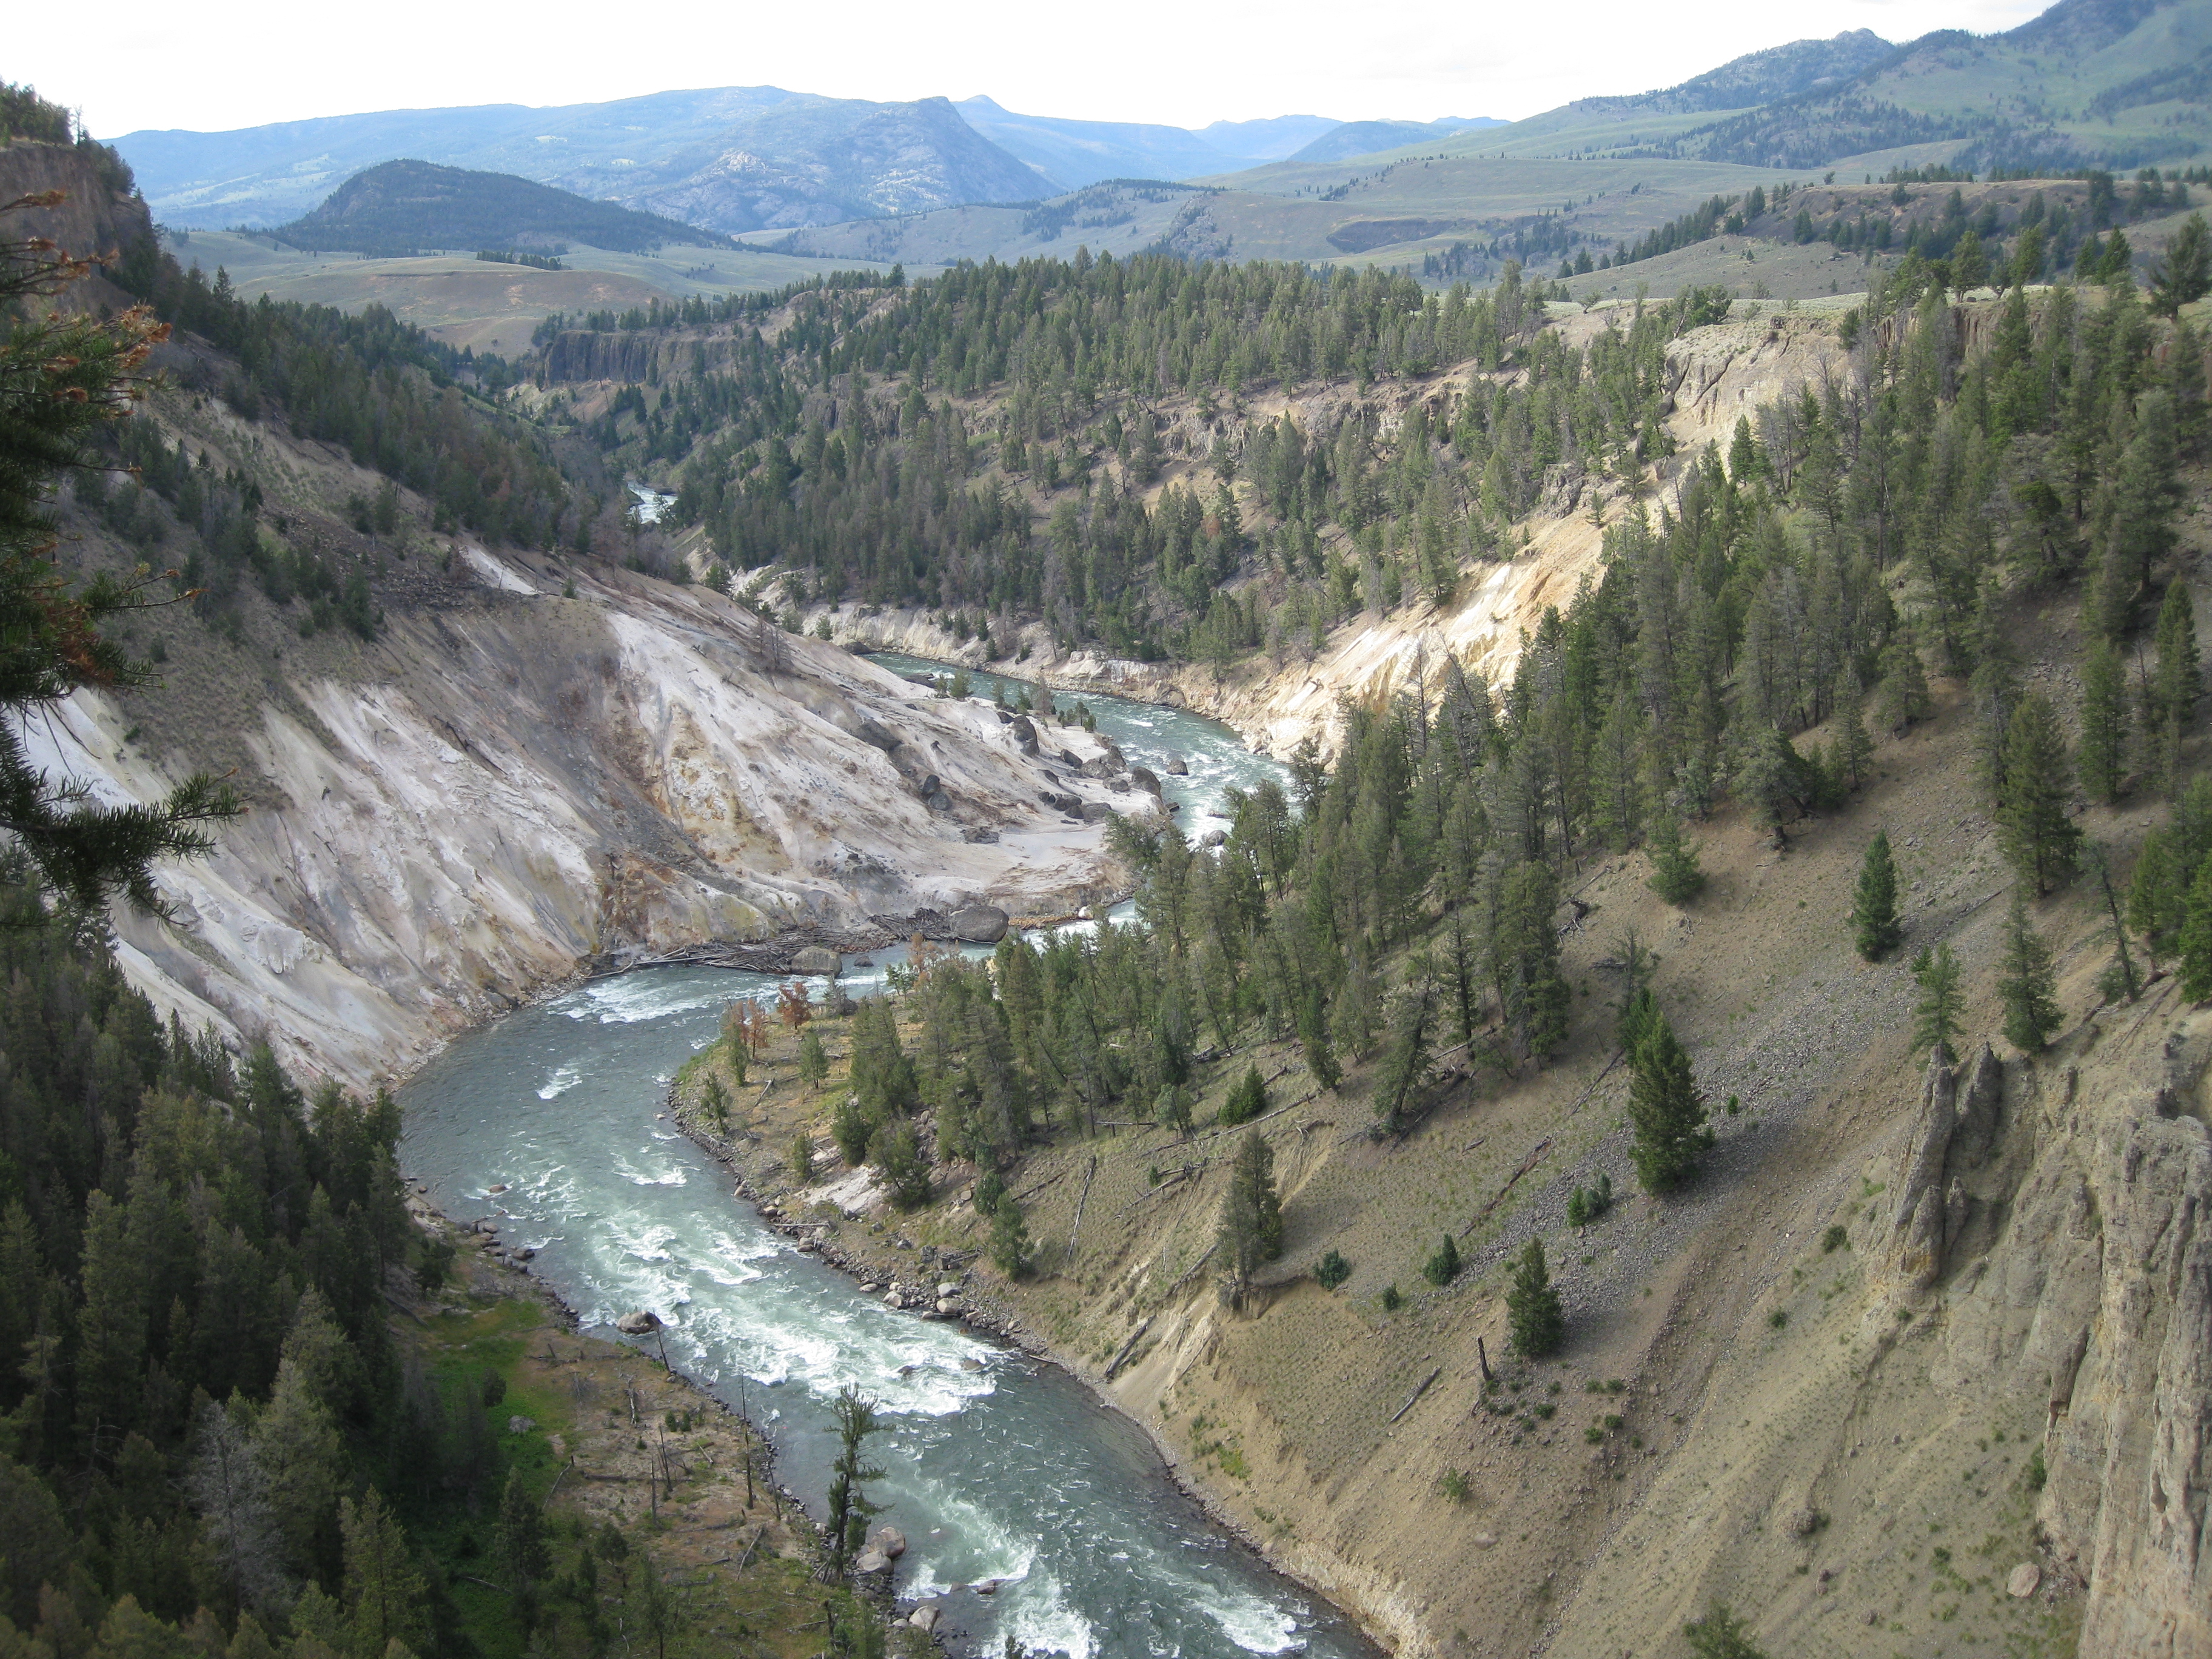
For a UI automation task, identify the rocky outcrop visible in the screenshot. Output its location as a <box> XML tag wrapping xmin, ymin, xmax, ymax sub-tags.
<box><xmin>1888</xmin><ymin>1041</ymin><xmax>2005</xmax><ymax>1293</ymax></box>
<box><xmin>1932</xmin><ymin>996</ymin><xmax>2212</xmax><ymax>1657</ymax></box>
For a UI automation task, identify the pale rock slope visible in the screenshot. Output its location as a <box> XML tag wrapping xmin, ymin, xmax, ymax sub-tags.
<box><xmin>37</xmin><ymin>552</ymin><xmax>1130</xmax><ymax>1090</ymax></box>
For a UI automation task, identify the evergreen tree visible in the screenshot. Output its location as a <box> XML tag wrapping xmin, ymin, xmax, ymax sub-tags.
<box><xmin>338</xmin><ymin>1489</ymin><xmax>429</xmax><ymax>1659</ymax></box>
<box><xmin>2151</xmin><ymin>212</ymin><xmax>2212</xmax><ymax>317</ymax></box>
<box><xmin>1850</xmin><ymin>831</ymin><xmax>1904</xmax><ymax>960</ymax></box>
<box><xmin>1910</xmin><ymin>943</ymin><xmax>1965</xmax><ymax>1058</ymax></box>
<box><xmin>1996</xmin><ymin>692</ymin><xmax>2082</xmax><ymax>893</ymax></box>
<box><xmin>1421</xmin><ymin>1232</ymin><xmax>1461</xmax><ymax>1286</ymax></box>
<box><xmin>1296</xmin><ymin>985</ymin><xmax>1341</xmax><ymax>1090</ymax></box>
<box><xmin>1626</xmin><ymin>1004</ymin><xmax>1711</xmax><ymax>1193</ymax></box>
<box><xmin>2179</xmin><ymin>854</ymin><xmax>2212</xmax><ymax>1001</ymax></box>
<box><xmin>1646</xmin><ymin>815</ymin><xmax>1706</xmax><ymax>904</ymax></box>
<box><xmin>988</xmin><ymin>1196</ymin><xmax>1033</xmax><ymax>1278</ymax></box>
<box><xmin>1876</xmin><ymin>631</ymin><xmax>1931</xmax><ymax>733</ymax></box>
<box><xmin>0</xmin><ymin>207</ymin><xmax>240</xmax><ymax>914</ymax></box>
<box><xmin>797</xmin><ymin>1027</ymin><xmax>829</xmax><ymax>1089</ymax></box>
<box><xmin>2078</xmin><ymin>636</ymin><xmax>2131</xmax><ymax>804</ymax></box>
<box><xmin>1371</xmin><ymin>973</ymin><xmax>1436</xmax><ymax>1132</ymax></box>
<box><xmin>1504</xmin><ymin>1238</ymin><xmax>1564</xmax><ymax>1358</ymax></box>
<box><xmin>629</xmin><ymin>1545</ymin><xmax>687</xmax><ymax>1659</ymax></box>
<box><xmin>1219</xmin><ymin>1063</ymin><xmax>1269</xmax><ymax>1126</ymax></box>
<box><xmin>847</xmin><ymin>998</ymin><xmax>917</xmax><ymax>1120</ymax></box>
<box><xmin>2150</xmin><ymin>578</ymin><xmax>2201</xmax><ymax>796</ymax></box>
<box><xmin>1834</xmin><ymin>680</ymin><xmax>1874</xmax><ymax>792</ymax></box>
<box><xmin>822</xmin><ymin>1386</ymin><xmax>883</xmax><ymax>1578</ymax></box>
<box><xmin>1218</xmin><ymin>1127</ymin><xmax>1285</xmax><ymax>1300</ymax></box>
<box><xmin>497</xmin><ymin>1467</ymin><xmax>551</xmax><ymax>1626</ymax></box>
<box><xmin>1997</xmin><ymin>894</ymin><xmax>2063</xmax><ymax>1051</ymax></box>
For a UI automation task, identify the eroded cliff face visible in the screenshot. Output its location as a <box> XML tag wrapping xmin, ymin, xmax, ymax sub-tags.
<box><xmin>44</xmin><ymin>552</ymin><xmax>1132</xmax><ymax>1091</ymax></box>
<box><xmin>1946</xmin><ymin>1004</ymin><xmax>2212</xmax><ymax>1658</ymax></box>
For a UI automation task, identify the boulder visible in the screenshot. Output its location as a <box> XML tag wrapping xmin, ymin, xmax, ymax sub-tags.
<box><xmin>926</xmin><ymin>793</ymin><xmax>954</xmax><ymax>814</ymax></box>
<box><xmin>1200</xmin><ymin>828</ymin><xmax>1227</xmax><ymax>848</ymax></box>
<box><xmin>1059</xmin><ymin>749</ymin><xmax>1082</xmax><ymax>767</ymax></box>
<box><xmin>870</xmin><ymin>1526</ymin><xmax>907</xmax><ymax>1560</ymax></box>
<box><xmin>950</xmin><ymin>905</ymin><xmax>1009</xmax><ymax>943</ymax></box>
<box><xmin>961</xmin><ymin>826</ymin><xmax>1000</xmax><ymax>843</ymax></box>
<box><xmin>1008</xmin><ymin>716</ymin><xmax>1037</xmax><ymax>746</ymax></box>
<box><xmin>855</xmin><ymin>719</ymin><xmax>903</xmax><ymax>753</ymax></box>
<box><xmin>854</xmin><ymin>1550</ymin><xmax>891</xmax><ymax>1575</ymax></box>
<box><xmin>918</xmin><ymin>772</ymin><xmax>942</xmax><ymax>798</ymax></box>
<box><xmin>508</xmin><ymin>1416</ymin><xmax>536</xmax><ymax>1435</ymax></box>
<box><xmin>791</xmin><ymin>945</ymin><xmax>842</xmax><ymax>977</ymax></box>
<box><xmin>2008</xmin><ymin>1563</ymin><xmax>2041</xmax><ymax>1598</ymax></box>
<box><xmin>1128</xmin><ymin>765</ymin><xmax>1162</xmax><ymax>796</ymax></box>
<box><xmin>615</xmin><ymin>1311</ymin><xmax>662</xmax><ymax>1335</ymax></box>
<box><xmin>936</xmin><ymin>1298</ymin><xmax>961</xmax><ymax>1315</ymax></box>
<box><xmin>1164</xmin><ymin>756</ymin><xmax>1189</xmax><ymax>776</ymax></box>
<box><xmin>937</xmin><ymin>1281</ymin><xmax>962</xmax><ymax>1298</ymax></box>
<box><xmin>908</xmin><ymin>1606</ymin><xmax>940</xmax><ymax>1633</ymax></box>
<box><xmin>1039</xmin><ymin>789</ymin><xmax>1081</xmax><ymax>813</ymax></box>
<box><xmin>1081</xmin><ymin>802</ymin><xmax>1113</xmax><ymax>823</ymax></box>
<box><xmin>1080</xmin><ymin>754</ymin><xmax>1124</xmax><ymax>778</ymax></box>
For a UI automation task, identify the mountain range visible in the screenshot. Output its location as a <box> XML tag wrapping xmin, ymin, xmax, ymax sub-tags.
<box><xmin>115</xmin><ymin>92</ymin><xmax>1506</xmax><ymax>233</ymax></box>
<box><xmin>112</xmin><ymin>0</ymin><xmax>2212</xmax><ymax>256</ymax></box>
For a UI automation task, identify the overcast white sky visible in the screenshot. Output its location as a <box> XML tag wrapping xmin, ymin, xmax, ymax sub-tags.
<box><xmin>25</xmin><ymin>0</ymin><xmax>2056</xmax><ymax>139</ymax></box>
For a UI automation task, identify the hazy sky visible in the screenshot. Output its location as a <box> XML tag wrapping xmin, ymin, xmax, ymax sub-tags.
<box><xmin>30</xmin><ymin>0</ymin><xmax>2054</xmax><ymax>139</ymax></box>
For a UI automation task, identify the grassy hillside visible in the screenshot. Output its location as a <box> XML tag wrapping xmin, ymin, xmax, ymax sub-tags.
<box><xmin>272</xmin><ymin>159</ymin><xmax>732</xmax><ymax>256</ymax></box>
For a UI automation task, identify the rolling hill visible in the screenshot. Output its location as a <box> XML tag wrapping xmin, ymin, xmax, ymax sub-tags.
<box><xmin>270</xmin><ymin>159</ymin><xmax>733</xmax><ymax>255</ymax></box>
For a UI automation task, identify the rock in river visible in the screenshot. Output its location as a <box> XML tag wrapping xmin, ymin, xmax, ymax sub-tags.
<box><xmin>951</xmin><ymin>904</ymin><xmax>1009</xmax><ymax>943</ymax></box>
<box><xmin>791</xmin><ymin>945</ymin><xmax>842</xmax><ymax>976</ymax></box>
<box><xmin>615</xmin><ymin>1311</ymin><xmax>662</xmax><ymax>1335</ymax></box>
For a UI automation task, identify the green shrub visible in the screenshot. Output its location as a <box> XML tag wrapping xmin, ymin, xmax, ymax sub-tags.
<box><xmin>1566</xmin><ymin>1173</ymin><xmax>1614</xmax><ymax>1227</ymax></box>
<box><xmin>1314</xmin><ymin>1249</ymin><xmax>1352</xmax><ymax>1290</ymax></box>
<box><xmin>1381</xmin><ymin>1283</ymin><xmax>1402</xmax><ymax>1313</ymax></box>
<box><xmin>2026</xmin><ymin>1444</ymin><xmax>2047</xmax><ymax>1492</ymax></box>
<box><xmin>1683</xmin><ymin>1603</ymin><xmax>1766</xmax><ymax>1658</ymax></box>
<box><xmin>975</xmin><ymin>1171</ymin><xmax>1007</xmax><ymax>1215</ymax></box>
<box><xmin>1821</xmin><ymin>1224</ymin><xmax>1849</xmax><ymax>1253</ymax></box>
<box><xmin>1768</xmin><ymin>1309</ymin><xmax>1789</xmax><ymax>1330</ymax></box>
<box><xmin>1422</xmin><ymin>1233</ymin><xmax>1461</xmax><ymax>1286</ymax></box>
<box><xmin>1439</xmin><ymin>1469</ymin><xmax>1472</xmax><ymax>1505</ymax></box>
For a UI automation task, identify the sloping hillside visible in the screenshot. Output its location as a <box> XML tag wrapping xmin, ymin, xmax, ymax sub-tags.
<box><xmin>272</xmin><ymin>159</ymin><xmax>734</xmax><ymax>255</ymax></box>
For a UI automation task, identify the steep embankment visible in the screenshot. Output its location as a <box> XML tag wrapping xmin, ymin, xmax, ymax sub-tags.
<box><xmin>697</xmin><ymin>622</ymin><xmax>2207</xmax><ymax>1658</ymax></box>
<box><xmin>44</xmin><ymin>519</ymin><xmax>1134</xmax><ymax>1090</ymax></box>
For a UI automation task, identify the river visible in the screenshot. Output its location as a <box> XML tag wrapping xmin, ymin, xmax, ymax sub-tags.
<box><xmin>398</xmin><ymin>671</ymin><xmax>1377</xmax><ymax>1659</ymax></box>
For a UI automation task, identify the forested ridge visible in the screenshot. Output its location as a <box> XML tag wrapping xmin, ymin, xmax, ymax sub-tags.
<box><xmin>729</xmin><ymin>241</ymin><xmax>2212</xmax><ymax>1240</ymax></box>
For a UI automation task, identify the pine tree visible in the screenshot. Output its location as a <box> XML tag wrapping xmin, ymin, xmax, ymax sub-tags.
<box><xmin>2078</xmin><ymin>636</ymin><xmax>2131</xmax><ymax>804</ymax></box>
<box><xmin>339</xmin><ymin>1488</ymin><xmax>429</xmax><ymax>1658</ymax></box>
<box><xmin>1910</xmin><ymin>943</ymin><xmax>1965</xmax><ymax>1058</ymax></box>
<box><xmin>2151</xmin><ymin>212</ymin><xmax>2212</xmax><ymax>317</ymax></box>
<box><xmin>797</xmin><ymin>1028</ymin><xmax>828</xmax><ymax>1089</ymax></box>
<box><xmin>1646</xmin><ymin>816</ymin><xmax>1706</xmax><ymax>904</ymax></box>
<box><xmin>2150</xmin><ymin>578</ymin><xmax>2201</xmax><ymax>796</ymax></box>
<box><xmin>497</xmin><ymin>1467</ymin><xmax>551</xmax><ymax>1624</ymax></box>
<box><xmin>1835</xmin><ymin>680</ymin><xmax>1874</xmax><ymax>792</ymax></box>
<box><xmin>1422</xmin><ymin>1232</ymin><xmax>1461</xmax><ymax>1286</ymax></box>
<box><xmin>1627</xmin><ymin>1005</ymin><xmax>1711</xmax><ymax>1193</ymax></box>
<box><xmin>1876</xmin><ymin>631</ymin><xmax>1931</xmax><ymax>733</ymax></box>
<box><xmin>1996</xmin><ymin>692</ymin><xmax>2082</xmax><ymax>893</ymax></box>
<box><xmin>2179</xmin><ymin>854</ymin><xmax>2212</xmax><ymax>1001</ymax></box>
<box><xmin>1296</xmin><ymin>985</ymin><xmax>1341</xmax><ymax>1090</ymax></box>
<box><xmin>1218</xmin><ymin>1127</ymin><xmax>1285</xmax><ymax>1300</ymax></box>
<box><xmin>988</xmin><ymin>1196</ymin><xmax>1033</xmax><ymax>1278</ymax></box>
<box><xmin>1220</xmin><ymin>1064</ymin><xmax>1269</xmax><ymax>1126</ymax></box>
<box><xmin>1504</xmin><ymin>1238</ymin><xmax>1564</xmax><ymax>1358</ymax></box>
<box><xmin>1851</xmin><ymin>831</ymin><xmax>1904</xmax><ymax>960</ymax></box>
<box><xmin>1997</xmin><ymin>894</ymin><xmax>2063</xmax><ymax>1051</ymax></box>
<box><xmin>2128</xmin><ymin>828</ymin><xmax>2190</xmax><ymax>959</ymax></box>
<box><xmin>822</xmin><ymin>1385</ymin><xmax>883</xmax><ymax>1577</ymax></box>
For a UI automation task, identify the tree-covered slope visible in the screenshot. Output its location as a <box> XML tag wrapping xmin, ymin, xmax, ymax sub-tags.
<box><xmin>271</xmin><ymin>159</ymin><xmax>732</xmax><ymax>256</ymax></box>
